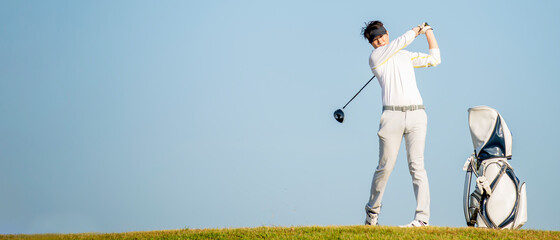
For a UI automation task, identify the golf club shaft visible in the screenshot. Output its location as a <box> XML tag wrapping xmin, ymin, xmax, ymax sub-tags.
<box><xmin>342</xmin><ymin>75</ymin><xmax>375</xmax><ymax>109</ymax></box>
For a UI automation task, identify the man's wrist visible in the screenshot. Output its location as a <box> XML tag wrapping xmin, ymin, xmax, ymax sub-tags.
<box><xmin>425</xmin><ymin>28</ymin><xmax>434</xmax><ymax>35</ymax></box>
<box><xmin>412</xmin><ymin>27</ymin><xmax>421</xmax><ymax>36</ymax></box>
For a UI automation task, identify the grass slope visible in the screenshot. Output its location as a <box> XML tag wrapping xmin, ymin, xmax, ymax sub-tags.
<box><xmin>2</xmin><ymin>226</ymin><xmax>560</xmax><ymax>240</ymax></box>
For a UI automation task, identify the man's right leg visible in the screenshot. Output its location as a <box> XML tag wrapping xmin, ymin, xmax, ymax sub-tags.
<box><xmin>366</xmin><ymin>111</ymin><xmax>405</xmax><ymax>223</ymax></box>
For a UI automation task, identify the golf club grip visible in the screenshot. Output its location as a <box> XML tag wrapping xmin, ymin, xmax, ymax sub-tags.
<box><xmin>342</xmin><ymin>75</ymin><xmax>375</xmax><ymax>109</ymax></box>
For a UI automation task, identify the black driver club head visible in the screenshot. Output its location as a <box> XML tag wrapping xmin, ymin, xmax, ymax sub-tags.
<box><xmin>333</xmin><ymin>75</ymin><xmax>375</xmax><ymax>125</ymax></box>
<box><xmin>333</xmin><ymin>109</ymin><xmax>344</xmax><ymax>123</ymax></box>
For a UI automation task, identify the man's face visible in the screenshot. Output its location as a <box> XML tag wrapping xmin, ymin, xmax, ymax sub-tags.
<box><xmin>371</xmin><ymin>33</ymin><xmax>389</xmax><ymax>49</ymax></box>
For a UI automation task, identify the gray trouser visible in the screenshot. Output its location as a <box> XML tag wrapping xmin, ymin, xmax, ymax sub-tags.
<box><xmin>366</xmin><ymin>109</ymin><xmax>430</xmax><ymax>223</ymax></box>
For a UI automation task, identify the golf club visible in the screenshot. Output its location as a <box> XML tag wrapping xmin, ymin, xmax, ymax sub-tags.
<box><xmin>334</xmin><ymin>75</ymin><xmax>375</xmax><ymax>123</ymax></box>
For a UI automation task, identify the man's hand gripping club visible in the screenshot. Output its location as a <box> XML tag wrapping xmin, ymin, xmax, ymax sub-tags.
<box><xmin>412</xmin><ymin>22</ymin><xmax>432</xmax><ymax>37</ymax></box>
<box><xmin>417</xmin><ymin>22</ymin><xmax>433</xmax><ymax>34</ymax></box>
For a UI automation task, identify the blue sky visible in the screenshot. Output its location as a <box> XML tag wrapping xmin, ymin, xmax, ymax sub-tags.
<box><xmin>1</xmin><ymin>0</ymin><xmax>559</xmax><ymax>234</ymax></box>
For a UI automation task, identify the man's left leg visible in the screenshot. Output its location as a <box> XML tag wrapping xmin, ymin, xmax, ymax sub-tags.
<box><xmin>404</xmin><ymin>110</ymin><xmax>430</xmax><ymax>224</ymax></box>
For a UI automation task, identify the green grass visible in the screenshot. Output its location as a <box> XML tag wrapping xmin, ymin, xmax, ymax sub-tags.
<box><xmin>2</xmin><ymin>226</ymin><xmax>559</xmax><ymax>240</ymax></box>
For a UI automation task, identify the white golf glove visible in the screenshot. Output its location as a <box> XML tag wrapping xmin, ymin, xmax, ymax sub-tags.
<box><xmin>417</xmin><ymin>22</ymin><xmax>433</xmax><ymax>34</ymax></box>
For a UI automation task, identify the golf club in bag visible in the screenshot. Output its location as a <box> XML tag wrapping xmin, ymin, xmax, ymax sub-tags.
<box><xmin>333</xmin><ymin>76</ymin><xmax>375</xmax><ymax>123</ymax></box>
<box><xmin>462</xmin><ymin>106</ymin><xmax>527</xmax><ymax>229</ymax></box>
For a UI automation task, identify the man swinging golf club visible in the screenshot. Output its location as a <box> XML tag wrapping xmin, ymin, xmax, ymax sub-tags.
<box><xmin>362</xmin><ymin>21</ymin><xmax>440</xmax><ymax>227</ymax></box>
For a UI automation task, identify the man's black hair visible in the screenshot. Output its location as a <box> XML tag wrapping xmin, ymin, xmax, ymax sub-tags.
<box><xmin>362</xmin><ymin>20</ymin><xmax>386</xmax><ymax>43</ymax></box>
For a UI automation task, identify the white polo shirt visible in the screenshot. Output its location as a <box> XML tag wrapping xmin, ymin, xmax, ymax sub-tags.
<box><xmin>369</xmin><ymin>30</ymin><xmax>441</xmax><ymax>107</ymax></box>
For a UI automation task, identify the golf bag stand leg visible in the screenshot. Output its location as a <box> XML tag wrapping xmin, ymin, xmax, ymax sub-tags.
<box><xmin>463</xmin><ymin>168</ymin><xmax>476</xmax><ymax>226</ymax></box>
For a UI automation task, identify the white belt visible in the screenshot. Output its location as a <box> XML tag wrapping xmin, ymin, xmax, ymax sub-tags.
<box><xmin>383</xmin><ymin>105</ymin><xmax>425</xmax><ymax>112</ymax></box>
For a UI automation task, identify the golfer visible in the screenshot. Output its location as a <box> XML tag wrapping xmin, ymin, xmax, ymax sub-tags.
<box><xmin>362</xmin><ymin>21</ymin><xmax>440</xmax><ymax>227</ymax></box>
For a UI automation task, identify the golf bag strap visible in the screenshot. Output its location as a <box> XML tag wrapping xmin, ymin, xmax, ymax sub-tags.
<box><xmin>383</xmin><ymin>105</ymin><xmax>425</xmax><ymax>112</ymax></box>
<box><xmin>489</xmin><ymin>164</ymin><xmax>508</xmax><ymax>192</ymax></box>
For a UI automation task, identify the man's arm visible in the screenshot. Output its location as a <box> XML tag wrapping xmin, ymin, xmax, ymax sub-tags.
<box><xmin>371</xmin><ymin>30</ymin><xmax>417</xmax><ymax>70</ymax></box>
<box><xmin>408</xmin><ymin>27</ymin><xmax>441</xmax><ymax>68</ymax></box>
<box><xmin>409</xmin><ymin>49</ymin><xmax>441</xmax><ymax>68</ymax></box>
<box><xmin>407</xmin><ymin>23</ymin><xmax>440</xmax><ymax>68</ymax></box>
<box><xmin>425</xmin><ymin>29</ymin><xmax>439</xmax><ymax>49</ymax></box>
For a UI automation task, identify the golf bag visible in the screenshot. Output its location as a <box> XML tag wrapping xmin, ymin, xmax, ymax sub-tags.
<box><xmin>462</xmin><ymin>106</ymin><xmax>527</xmax><ymax>229</ymax></box>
